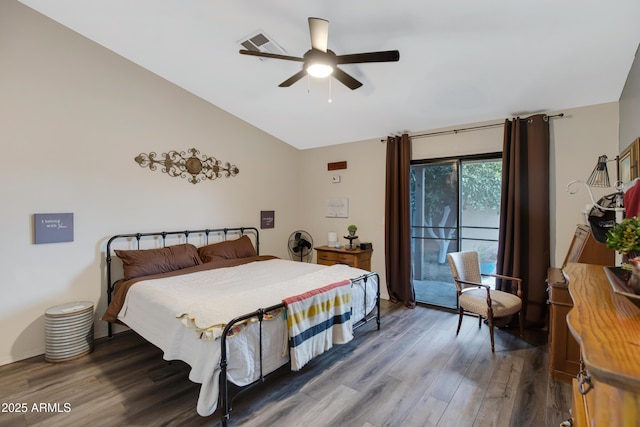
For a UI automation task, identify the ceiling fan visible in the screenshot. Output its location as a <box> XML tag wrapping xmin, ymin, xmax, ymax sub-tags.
<box><xmin>239</xmin><ymin>17</ymin><xmax>400</xmax><ymax>90</ymax></box>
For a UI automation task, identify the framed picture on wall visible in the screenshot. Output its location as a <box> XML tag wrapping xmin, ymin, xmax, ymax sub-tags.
<box><xmin>620</xmin><ymin>137</ymin><xmax>640</xmax><ymax>183</ymax></box>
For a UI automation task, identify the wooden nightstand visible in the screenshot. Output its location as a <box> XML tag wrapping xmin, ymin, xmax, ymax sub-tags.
<box><xmin>315</xmin><ymin>245</ymin><xmax>372</xmax><ymax>271</ymax></box>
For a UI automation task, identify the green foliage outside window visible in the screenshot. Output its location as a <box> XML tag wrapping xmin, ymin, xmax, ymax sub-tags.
<box><xmin>411</xmin><ymin>160</ymin><xmax>502</xmax><ymax>221</ymax></box>
<box><xmin>461</xmin><ymin>161</ymin><xmax>502</xmax><ymax>212</ymax></box>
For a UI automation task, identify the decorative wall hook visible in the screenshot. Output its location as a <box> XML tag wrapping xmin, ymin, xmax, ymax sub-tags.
<box><xmin>135</xmin><ymin>148</ymin><xmax>239</xmax><ymax>184</ymax></box>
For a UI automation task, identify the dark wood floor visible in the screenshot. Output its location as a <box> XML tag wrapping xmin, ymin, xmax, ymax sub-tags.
<box><xmin>0</xmin><ymin>300</ymin><xmax>572</xmax><ymax>427</ymax></box>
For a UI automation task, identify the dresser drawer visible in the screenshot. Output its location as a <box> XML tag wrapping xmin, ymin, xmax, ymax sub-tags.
<box><xmin>318</xmin><ymin>251</ymin><xmax>351</xmax><ymax>263</ymax></box>
<box><xmin>314</xmin><ymin>246</ymin><xmax>372</xmax><ymax>271</ymax></box>
<box><xmin>549</xmin><ymin>283</ymin><xmax>573</xmax><ymax>306</ymax></box>
<box><xmin>547</xmin><ymin>267</ymin><xmax>572</xmax><ymax>306</ymax></box>
<box><xmin>547</xmin><ymin>266</ymin><xmax>580</xmax><ymax>382</ymax></box>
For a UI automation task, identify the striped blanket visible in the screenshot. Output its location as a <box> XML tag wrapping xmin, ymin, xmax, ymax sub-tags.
<box><xmin>283</xmin><ymin>279</ymin><xmax>353</xmax><ymax>371</ymax></box>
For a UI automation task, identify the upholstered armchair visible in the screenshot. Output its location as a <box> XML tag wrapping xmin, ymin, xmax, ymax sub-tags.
<box><xmin>446</xmin><ymin>251</ymin><xmax>524</xmax><ymax>352</ymax></box>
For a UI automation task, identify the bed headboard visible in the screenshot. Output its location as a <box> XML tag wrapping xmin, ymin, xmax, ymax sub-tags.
<box><xmin>105</xmin><ymin>226</ymin><xmax>259</xmax><ymax>307</ymax></box>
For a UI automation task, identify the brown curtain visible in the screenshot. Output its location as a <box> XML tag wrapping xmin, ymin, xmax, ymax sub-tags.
<box><xmin>385</xmin><ymin>133</ymin><xmax>415</xmax><ymax>308</ymax></box>
<box><xmin>497</xmin><ymin>114</ymin><xmax>550</xmax><ymax>327</ymax></box>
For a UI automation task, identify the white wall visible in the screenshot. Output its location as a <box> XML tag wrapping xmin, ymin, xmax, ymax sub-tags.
<box><xmin>551</xmin><ymin>104</ymin><xmax>620</xmax><ymax>264</ymax></box>
<box><xmin>412</xmin><ymin>121</ymin><xmax>503</xmax><ymax>159</ymax></box>
<box><xmin>298</xmin><ymin>140</ymin><xmax>387</xmax><ymax>295</ymax></box>
<box><xmin>620</xmin><ymin>44</ymin><xmax>640</xmax><ymax>151</ymax></box>
<box><xmin>0</xmin><ymin>1</ymin><xmax>301</xmax><ymax>365</ymax></box>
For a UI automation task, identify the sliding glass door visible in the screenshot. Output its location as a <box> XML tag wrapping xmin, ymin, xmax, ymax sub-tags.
<box><xmin>411</xmin><ymin>155</ymin><xmax>501</xmax><ymax>309</ymax></box>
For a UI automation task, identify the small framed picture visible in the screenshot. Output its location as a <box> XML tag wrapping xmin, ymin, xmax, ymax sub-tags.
<box><xmin>325</xmin><ymin>197</ymin><xmax>348</xmax><ymax>218</ymax></box>
<box><xmin>620</xmin><ymin>138</ymin><xmax>640</xmax><ymax>183</ymax></box>
<box><xmin>261</xmin><ymin>210</ymin><xmax>275</xmax><ymax>229</ymax></box>
<box><xmin>34</xmin><ymin>213</ymin><xmax>74</xmax><ymax>244</ymax></box>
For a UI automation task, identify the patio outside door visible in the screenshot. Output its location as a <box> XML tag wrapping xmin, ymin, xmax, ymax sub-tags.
<box><xmin>411</xmin><ymin>157</ymin><xmax>502</xmax><ymax>309</ymax></box>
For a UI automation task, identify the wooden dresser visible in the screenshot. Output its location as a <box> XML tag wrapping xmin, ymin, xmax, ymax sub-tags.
<box><xmin>562</xmin><ymin>224</ymin><xmax>614</xmax><ymax>267</ymax></box>
<box><xmin>565</xmin><ymin>263</ymin><xmax>640</xmax><ymax>427</ymax></box>
<box><xmin>315</xmin><ymin>245</ymin><xmax>372</xmax><ymax>271</ymax></box>
<box><xmin>548</xmin><ymin>225</ymin><xmax>615</xmax><ymax>383</ymax></box>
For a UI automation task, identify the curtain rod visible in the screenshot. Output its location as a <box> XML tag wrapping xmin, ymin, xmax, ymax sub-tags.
<box><xmin>383</xmin><ymin>113</ymin><xmax>565</xmax><ymax>141</ymax></box>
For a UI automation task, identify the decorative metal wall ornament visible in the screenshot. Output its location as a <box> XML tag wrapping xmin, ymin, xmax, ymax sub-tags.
<box><xmin>135</xmin><ymin>148</ymin><xmax>239</xmax><ymax>184</ymax></box>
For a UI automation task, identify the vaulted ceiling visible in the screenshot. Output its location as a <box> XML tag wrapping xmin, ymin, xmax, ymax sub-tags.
<box><xmin>18</xmin><ymin>0</ymin><xmax>640</xmax><ymax>150</ymax></box>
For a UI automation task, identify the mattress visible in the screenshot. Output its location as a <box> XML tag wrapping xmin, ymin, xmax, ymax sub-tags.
<box><xmin>115</xmin><ymin>258</ymin><xmax>377</xmax><ymax>416</ymax></box>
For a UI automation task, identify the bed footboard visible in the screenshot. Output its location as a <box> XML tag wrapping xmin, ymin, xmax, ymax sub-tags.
<box><xmin>352</xmin><ymin>272</ymin><xmax>381</xmax><ymax>331</ymax></box>
<box><xmin>218</xmin><ymin>271</ymin><xmax>380</xmax><ymax>426</ymax></box>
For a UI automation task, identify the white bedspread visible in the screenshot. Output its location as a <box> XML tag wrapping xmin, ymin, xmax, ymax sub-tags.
<box><xmin>116</xmin><ymin>258</ymin><xmax>377</xmax><ymax>416</ymax></box>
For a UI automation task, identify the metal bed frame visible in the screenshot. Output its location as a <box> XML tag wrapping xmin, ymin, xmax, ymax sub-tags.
<box><xmin>104</xmin><ymin>226</ymin><xmax>380</xmax><ymax>426</ymax></box>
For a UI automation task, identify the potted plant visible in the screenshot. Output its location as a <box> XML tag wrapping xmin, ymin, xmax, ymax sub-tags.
<box><xmin>606</xmin><ymin>216</ymin><xmax>640</xmax><ymax>292</ymax></box>
<box><xmin>345</xmin><ymin>225</ymin><xmax>358</xmax><ymax>250</ymax></box>
<box><xmin>606</xmin><ymin>216</ymin><xmax>640</xmax><ymax>259</ymax></box>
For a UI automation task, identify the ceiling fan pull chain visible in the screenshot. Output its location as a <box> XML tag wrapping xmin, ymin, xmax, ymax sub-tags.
<box><xmin>328</xmin><ymin>78</ymin><xmax>333</xmax><ymax>103</ymax></box>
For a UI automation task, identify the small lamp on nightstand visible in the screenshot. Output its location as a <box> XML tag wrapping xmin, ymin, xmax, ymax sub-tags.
<box><xmin>328</xmin><ymin>231</ymin><xmax>338</xmax><ymax>248</ymax></box>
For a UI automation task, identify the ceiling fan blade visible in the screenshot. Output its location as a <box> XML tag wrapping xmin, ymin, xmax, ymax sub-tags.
<box><xmin>239</xmin><ymin>49</ymin><xmax>304</xmax><ymax>62</ymax></box>
<box><xmin>279</xmin><ymin>69</ymin><xmax>307</xmax><ymax>87</ymax></box>
<box><xmin>333</xmin><ymin>67</ymin><xmax>363</xmax><ymax>90</ymax></box>
<box><xmin>336</xmin><ymin>50</ymin><xmax>400</xmax><ymax>64</ymax></box>
<box><xmin>308</xmin><ymin>17</ymin><xmax>329</xmax><ymax>52</ymax></box>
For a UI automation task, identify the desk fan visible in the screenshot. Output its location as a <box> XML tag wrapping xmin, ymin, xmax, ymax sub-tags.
<box><xmin>288</xmin><ymin>230</ymin><xmax>313</xmax><ymax>262</ymax></box>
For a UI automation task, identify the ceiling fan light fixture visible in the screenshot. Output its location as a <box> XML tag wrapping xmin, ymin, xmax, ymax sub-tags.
<box><xmin>306</xmin><ymin>62</ymin><xmax>333</xmax><ymax>78</ymax></box>
<box><xmin>239</xmin><ymin>17</ymin><xmax>399</xmax><ymax>90</ymax></box>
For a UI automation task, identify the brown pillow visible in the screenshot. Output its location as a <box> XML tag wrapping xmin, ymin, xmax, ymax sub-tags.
<box><xmin>197</xmin><ymin>235</ymin><xmax>257</xmax><ymax>263</ymax></box>
<box><xmin>115</xmin><ymin>243</ymin><xmax>202</xmax><ymax>280</ymax></box>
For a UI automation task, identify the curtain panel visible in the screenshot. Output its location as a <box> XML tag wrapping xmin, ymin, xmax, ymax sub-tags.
<box><xmin>498</xmin><ymin>114</ymin><xmax>550</xmax><ymax>326</ymax></box>
<box><xmin>385</xmin><ymin>134</ymin><xmax>415</xmax><ymax>308</ymax></box>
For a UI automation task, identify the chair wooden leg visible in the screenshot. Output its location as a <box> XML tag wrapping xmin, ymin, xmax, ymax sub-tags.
<box><xmin>478</xmin><ymin>314</ymin><xmax>482</xmax><ymax>328</ymax></box>
<box><xmin>456</xmin><ymin>307</ymin><xmax>464</xmax><ymax>335</ymax></box>
<box><xmin>488</xmin><ymin>309</ymin><xmax>495</xmax><ymax>352</ymax></box>
<box><xmin>518</xmin><ymin>311</ymin><xmax>524</xmax><ymax>337</ymax></box>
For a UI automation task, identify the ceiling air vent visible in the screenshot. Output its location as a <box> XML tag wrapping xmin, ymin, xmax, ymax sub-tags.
<box><xmin>238</xmin><ymin>31</ymin><xmax>287</xmax><ymax>60</ymax></box>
